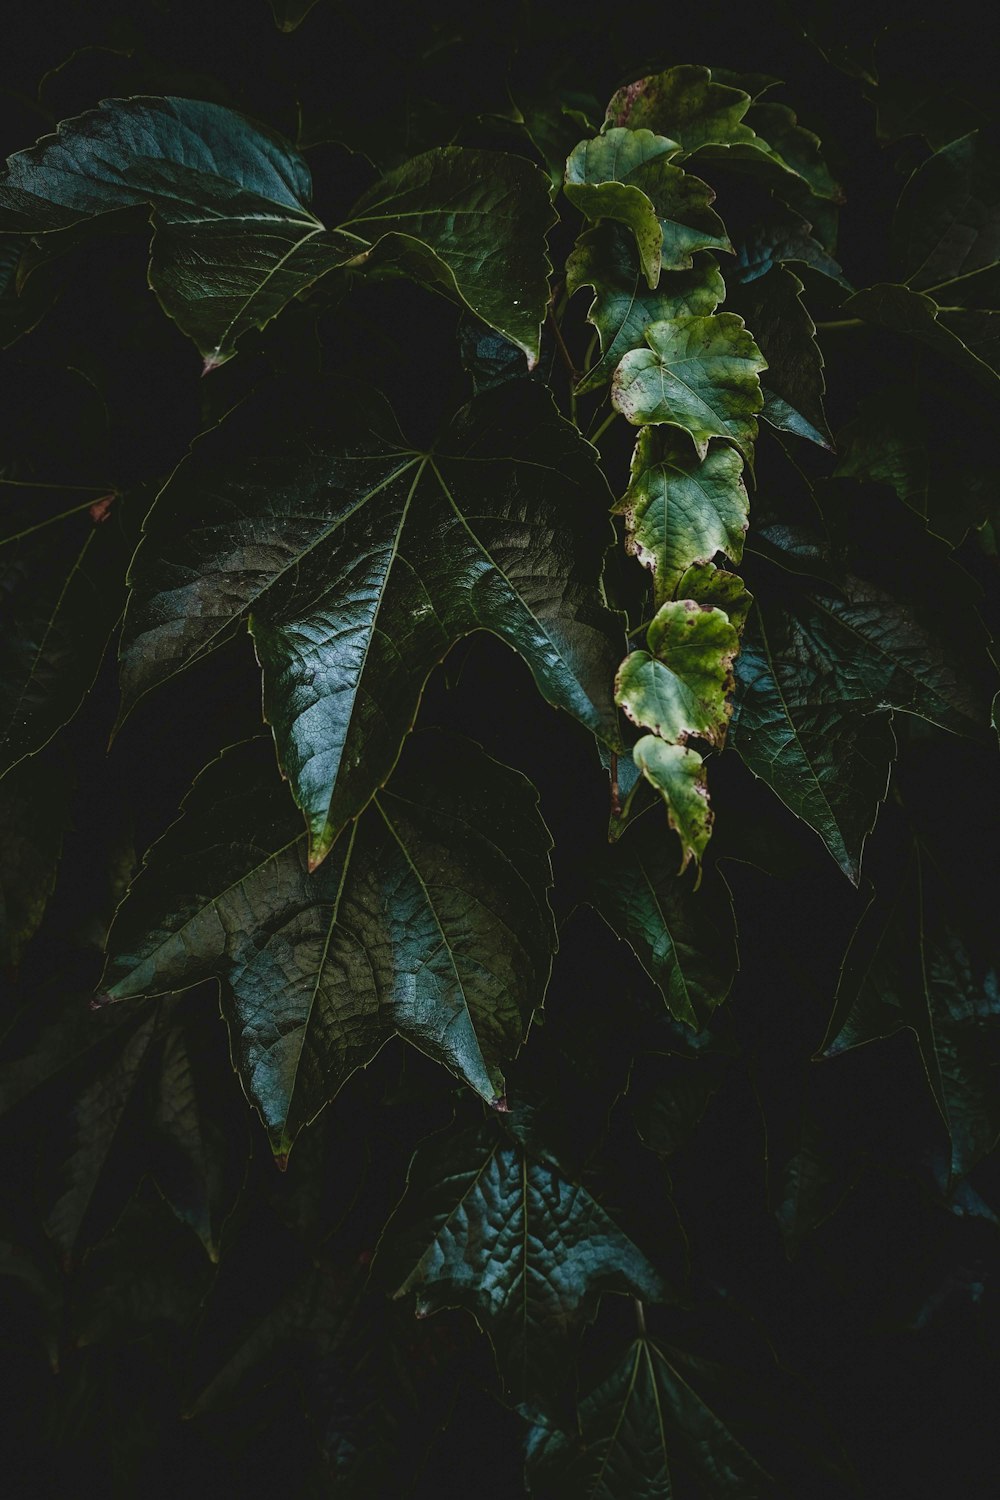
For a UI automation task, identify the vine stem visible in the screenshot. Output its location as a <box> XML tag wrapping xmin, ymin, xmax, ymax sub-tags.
<box><xmin>589</xmin><ymin>411</ymin><xmax>616</xmax><ymax>443</ymax></box>
<box><xmin>634</xmin><ymin>1298</ymin><xmax>647</xmax><ymax>1336</ymax></box>
<box><xmin>610</xmin><ymin>751</ymin><xmax>621</xmax><ymax>818</ymax></box>
<box><xmin>814</xmin><ymin>317</ymin><xmax>864</xmax><ymax>331</ymax></box>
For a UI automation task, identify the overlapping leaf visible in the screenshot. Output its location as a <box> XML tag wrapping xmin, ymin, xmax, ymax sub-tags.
<box><xmin>727</xmin><ymin>265</ymin><xmax>832</xmax><ymax>448</ymax></box>
<box><xmin>616</xmin><ymin>600</ymin><xmax>739</xmax><ymax>748</ymax></box>
<box><xmin>100</xmin><ymin>731</ymin><xmax>556</xmax><ymax>1154</ymax></box>
<box><xmin>846</xmin><ymin>282</ymin><xmax>1000</xmax><ymax>392</ymax></box>
<box><xmin>119</xmin><ymin>378</ymin><xmax>623</xmax><ymax>866</ymax></box>
<box><xmin>611</xmin><ymin>314</ymin><xmax>767</xmax><ymax>460</ymax></box>
<box><xmin>375</xmin><ymin>1118</ymin><xmax>667</xmax><ymax>1410</ymax></box>
<box><xmin>0</xmin><ymin>97</ymin><xmax>556</xmax><ymax>366</ymax></box>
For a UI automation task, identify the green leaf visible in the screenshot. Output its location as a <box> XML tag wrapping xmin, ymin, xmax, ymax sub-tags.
<box><xmin>564</xmin><ymin>130</ymin><xmax>730</xmax><ymax>289</ymax></box>
<box><xmin>822</xmin><ymin>842</ymin><xmax>1000</xmax><ymax>1176</ymax></box>
<box><xmin>567</xmin><ymin>225</ymin><xmax>724</xmax><ymax>394</ymax></box>
<box><xmin>726</xmin><ymin>266</ymin><xmax>832</xmax><ymax>448</ymax></box>
<box><xmin>589</xmin><ymin>808</ymin><xmax>737</xmax><ymax>1024</ymax></box>
<box><xmin>894</xmin><ymin>128</ymin><xmax>1000</xmax><ymax>291</ymax></box>
<box><xmin>374</xmin><ymin>1118</ymin><xmax>667</xmax><ymax>1410</ymax></box>
<box><xmin>845</xmin><ymin>282</ymin><xmax>1000</xmax><ymax>392</ymax></box>
<box><xmin>604</xmin><ymin>65</ymin><xmax>758</xmax><ymax>153</ymax></box>
<box><xmin>0</xmin><ymin>744</ymin><xmax>72</xmax><ymax>969</ymax></box>
<box><xmin>745</xmin><ymin>102</ymin><xmax>844</xmax><ymax>202</ymax></box>
<box><xmin>730</xmin><ymin>201</ymin><xmax>849</xmax><ymax>288</ymax></box>
<box><xmin>100</xmin><ymin>731</ymin><xmax>556</xmax><ymax>1154</ymax></box>
<box><xmin>525</xmin><ymin>1335</ymin><xmax>771</xmax><ymax>1499</ymax></box>
<box><xmin>0</xmin><ymin>483</ymin><xmax>130</xmax><ymax>781</ymax></box>
<box><xmin>616</xmin><ymin>600</ymin><xmax>740</xmax><ymax>749</ymax></box>
<box><xmin>341</xmin><ymin>146</ymin><xmax>557</xmax><ymax>363</ymax></box>
<box><xmin>632</xmin><ymin>737</ymin><xmax>713</xmax><ymax>877</ymax></box>
<box><xmin>120</xmin><ymin>379</ymin><xmax>624</xmax><ymax>867</ymax></box>
<box><xmin>615</xmin><ymin>426</ymin><xmax>749</xmax><ymax>604</ymax></box>
<box><xmin>0</xmin><ymin>235</ymin><xmax>51</xmax><ymax>347</ymax></box>
<box><xmin>611</xmin><ymin>315</ymin><xmax>767</xmax><ymax>461</ymax></box>
<box><xmin>674</xmin><ymin>563</ymin><xmax>753</xmax><ymax>630</ymax></box>
<box><xmin>836</xmin><ymin>386</ymin><xmax>997</xmax><ymax>545</ymax></box>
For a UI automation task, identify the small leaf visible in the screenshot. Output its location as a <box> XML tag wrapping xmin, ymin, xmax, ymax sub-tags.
<box><xmin>101</xmin><ymin>731</ymin><xmax>556</xmax><ymax>1155</ymax></box>
<box><xmin>727</xmin><ymin>265</ymin><xmax>832</xmax><ymax>448</ymax></box>
<box><xmin>616</xmin><ymin>600</ymin><xmax>740</xmax><ymax>748</ymax></box>
<box><xmin>589</xmin><ymin>808</ymin><xmax>737</xmax><ymax>1025</ymax></box>
<box><xmin>822</xmin><ymin>842</ymin><xmax>1000</xmax><ymax>1176</ymax></box>
<box><xmin>615</xmin><ymin>426</ymin><xmax>749</xmax><ymax>603</ymax></box>
<box><xmin>564</xmin><ymin>130</ymin><xmax>730</xmax><ymax>289</ymax></box>
<box><xmin>611</xmin><ymin>314</ymin><xmax>767</xmax><ymax>461</ymax></box>
<box><xmin>567</xmin><ymin>225</ymin><xmax>724</xmax><ymax>393</ymax></box>
<box><xmin>632</xmin><ymin>737</ymin><xmax>713</xmax><ymax>876</ymax></box>
<box><xmin>375</xmin><ymin>1118</ymin><xmax>667</xmax><ymax>1411</ymax></box>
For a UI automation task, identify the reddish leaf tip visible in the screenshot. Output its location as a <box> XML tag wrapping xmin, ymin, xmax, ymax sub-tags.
<box><xmin>88</xmin><ymin>494</ymin><xmax>115</xmax><ymax>524</ymax></box>
<box><xmin>491</xmin><ymin>1094</ymin><xmax>510</xmax><ymax>1113</ymax></box>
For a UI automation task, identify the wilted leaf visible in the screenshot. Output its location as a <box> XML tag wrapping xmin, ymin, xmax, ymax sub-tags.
<box><xmin>101</xmin><ymin>731</ymin><xmax>556</xmax><ymax>1154</ymax></box>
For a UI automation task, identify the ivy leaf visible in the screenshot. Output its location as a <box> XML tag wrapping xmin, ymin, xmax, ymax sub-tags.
<box><xmin>674</xmin><ymin>562</ymin><xmax>753</xmax><ymax>630</ymax></box>
<box><xmin>604</xmin><ymin>65</ymin><xmax>759</xmax><ymax>153</ymax></box>
<box><xmin>615</xmin><ymin>426</ymin><xmax>749</xmax><ymax>604</ymax></box>
<box><xmin>589</xmin><ymin>808</ymin><xmax>737</xmax><ymax>1025</ymax></box>
<box><xmin>611</xmin><ymin>315</ymin><xmax>767</xmax><ymax>461</ymax></box>
<box><xmin>0</xmin><ymin>100</ymin><xmax>556</xmax><ymax>367</ymax></box>
<box><xmin>631</xmin><ymin>737</ymin><xmax>713</xmax><ymax>877</ymax></box>
<box><xmin>566</xmin><ymin>225</ymin><xmax>724</xmax><ymax>394</ymax></box>
<box><xmin>616</xmin><ymin>600</ymin><xmax>740</xmax><ymax>748</ymax></box>
<box><xmin>0</xmin><ymin>483</ymin><xmax>130</xmax><ymax>781</ymax></box>
<box><xmin>727</xmin><ymin>266</ymin><xmax>832</xmax><ymax>449</ymax></box>
<box><xmin>745</xmin><ymin>102</ymin><xmax>845</xmax><ymax>202</ymax></box>
<box><xmin>120</xmin><ymin>379</ymin><xmax>623</xmax><ymax>868</ymax></box>
<box><xmin>894</xmin><ymin>128</ymin><xmax>1000</xmax><ymax>292</ymax></box>
<box><xmin>525</xmin><ymin>1334</ymin><xmax>771</xmax><ymax>1499</ymax></box>
<box><xmin>846</xmin><ymin>283</ymin><xmax>1000</xmax><ymax>392</ymax></box>
<box><xmin>100</xmin><ymin>731</ymin><xmax>556</xmax><ymax>1155</ymax></box>
<box><xmin>822</xmin><ymin>842</ymin><xmax>1000</xmax><ymax>1176</ymax></box>
<box><xmin>374</xmin><ymin>1118</ymin><xmax>667</xmax><ymax>1411</ymax></box>
<box><xmin>564</xmin><ymin>130</ymin><xmax>730</xmax><ymax>289</ymax></box>
<box><xmin>729</xmin><ymin>201</ymin><xmax>849</xmax><ymax>288</ymax></box>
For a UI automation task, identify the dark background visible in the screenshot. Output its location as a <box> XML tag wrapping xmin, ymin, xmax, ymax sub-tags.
<box><xmin>2</xmin><ymin>1</ymin><xmax>999</xmax><ymax>1495</ymax></box>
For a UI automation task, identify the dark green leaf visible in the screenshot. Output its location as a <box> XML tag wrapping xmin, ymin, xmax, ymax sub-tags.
<box><xmin>894</xmin><ymin>128</ymin><xmax>1000</xmax><ymax>291</ymax></box>
<box><xmin>120</xmin><ymin>379</ymin><xmax>623</xmax><ymax>866</ymax></box>
<box><xmin>846</xmin><ymin>283</ymin><xmax>1000</xmax><ymax>392</ymax></box>
<box><xmin>727</xmin><ymin>266</ymin><xmax>832</xmax><ymax>448</ymax></box>
<box><xmin>375</xmin><ymin>1118</ymin><xmax>667</xmax><ymax>1409</ymax></box>
<box><xmin>745</xmin><ymin>102</ymin><xmax>844</xmax><ymax>202</ymax></box>
<box><xmin>101</xmin><ymin>731</ymin><xmax>556</xmax><ymax>1154</ymax></box>
<box><xmin>0</xmin><ymin>744</ymin><xmax>72</xmax><ymax>969</ymax></box>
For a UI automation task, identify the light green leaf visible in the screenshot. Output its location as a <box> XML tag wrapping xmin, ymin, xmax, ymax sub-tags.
<box><xmin>616</xmin><ymin>600</ymin><xmax>740</xmax><ymax>748</ymax></box>
<box><xmin>615</xmin><ymin>426</ymin><xmax>749</xmax><ymax>603</ymax></box>
<box><xmin>100</xmin><ymin>731</ymin><xmax>556</xmax><ymax>1155</ymax></box>
<box><xmin>564</xmin><ymin>130</ymin><xmax>729</xmax><ymax>289</ymax></box>
<box><xmin>727</xmin><ymin>265</ymin><xmax>832</xmax><ymax>448</ymax></box>
<box><xmin>121</xmin><ymin>380</ymin><xmax>622</xmax><ymax>868</ymax></box>
<box><xmin>375</xmin><ymin>1118</ymin><xmax>667</xmax><ymax>1410</ymax></box>
<box><xmin>611</xmin><ymin>314</ymin><xmax>767</xmax><ymax>461</ymax></box>
<box><xmin>567</xmin><ymin>225</ymin><xmax>724</xmax><ymax>393</ymax></box>
<box><xmin>894</xmin><ymin>128</ymin><xmax>1000</xmax><ymax>291</ymax></box>
<box><xmin>589</xmin><ymin>807</ymin><xmax>737</xmax><ymax>1025</ymax></box>
<box><xmin>632</xmin><ymin>736</ymin><xmax>713</xmax><ymax>876</ymax></box>
<box><xmin>673</xmin><ymin>563</ymin><xmax>753</xmax><ymax>630</ymax></box>
<box><xmin>822</xmin><ymin>843</ymin><xmax>1000</xmax><ymax>1176</ymax></box>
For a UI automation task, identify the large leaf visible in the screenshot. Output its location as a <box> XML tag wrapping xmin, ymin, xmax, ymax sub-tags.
<box><xmin>564</xmin><ymin>130</ymin><xmax>730</xmax><ymax>289</ymax></box>
<box><xmin>100</xmin><ymin>731</ymin><xmax>556</xmax><ymax>1154</ymax></box>
<box><xmin>120</xmin><ymin>379</ymin><xmax>623</xmax><ymax>867</ymax></box>
<box><xmin>745</xmin><ymin>102</ymin><xmax>844</xmax><ymax>202</ymax></box>
<box><xmin>567</xmin><ymin>225</ymin><xmax>724</xmax><ymax>394</ymax></box>
<box><xmin>525</xmin><ymin>1335</ymin><xmax>771</xmax><ymax>1499</ymax></box>
<box><xmin>374</xmin><ymin>1118</ymin><xmax>667</xmax><ymax>1410</ymax></box>
<box><xmin>894</xmin><ymin>128</ymin><xmax>1000</xmax><ymax>292</ymax></box>
<box><xmin>616</xmin><ymin>600</ymin><xmax>740</xmax><ymax>749</ymax></box>
<box><xmin>0</xmin><ymin>482</ymin><xmax>130</xmax><ymax>780</ymax></box>
<box><xmin>589</xmin><ymin>807</ymin><xmax>737</xmax><ymax>1025</ymax></box>
<box><xmin>0</xmin><ymin>99</ymin><xmax>556</xmax><ymax>366</ymax></box>
<box><xmin>615</xmin><ymin>426</ymin><xmax>749</xmax><ymax>604</ymax></box>
<box><xmin>611</xmin><ymin>315</ymin><xmax>767</xmax><ymax>461</ymax></box>
<box><xmin>846</xmin><ymin>283</ymin><xmax>1000</xmax><ymax>392</ymax></box>
<box><xmin>822</xmin><ymin>841</ymin><xmax>1000</xmax><ymax>1176</ymax></box>
<box><xmin>726</xmin><ymin>266</ymin><xmax>832</xmax><ymax>448</ymax></box>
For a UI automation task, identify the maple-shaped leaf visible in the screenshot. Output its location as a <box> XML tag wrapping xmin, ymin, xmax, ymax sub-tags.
<box><xmin>611</xmin><ymin>315</ymin><xmax>767</xmax><ymax>461</ymax></box>
<box><xmin>631</xmin><ymin>737</ymin><xmax>713</xmax><ymax>877</ymax></box>
<box><xmin>0</xmin><ymin>98</ymin><xmax>555</xmax><ymax>366</ymax></box>
<box><xmin>822</xmin><ymin>840</ymin><xmax>1000</xmax><ymax>1176</ymax></box>
<box><xmin>604</xmin><ymin>65</ymin><xmax>760</xmax><ymax>153</ymax></box>
<box><xmin>100</xmin><ymin>731</ymin><xmax>556</xmax><ymax>1155</ymax></box>
<box><xmin>616</xmin><ymin>600</ymin><xmax>740</xmax><ymax>748</ymax></box>
<box><xmin>525</xmin><ymin>1334</ymin><xmax>771</xmax><ymax>1499</ymax></box>
<box><xmin>589</xmin><ymin>807</ymin><xmax>737</xmax><ymax>1025</ymax></box>
<box><xmin>564</xmin><ymin>129</ymin><xmax>729</xmax><ymax>289</ymax></box>
<box><xmin>120</xmin><ymin>378</ymin><xmax>623</xmax><ymax>868</ymax></box>
<box><xmin>374</xmin><ymin>1118</ymin><xmax>667</xmax><ymax>1411</ymax></box>
<box><xmin>615</xmin><ymin>426</ymin><xmax>749</xmax><ymax>604</ymax></box>
<box><xmin>566</xmin><ymin>226</ymin><xmax>724</xmax><ymax>393</ymax></box>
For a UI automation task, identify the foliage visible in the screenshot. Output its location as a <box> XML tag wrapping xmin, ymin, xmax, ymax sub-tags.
<box><xmin>1</xmin><ymin>2</ymin><xmax>998</xmax><ymax>1496</ymax></box>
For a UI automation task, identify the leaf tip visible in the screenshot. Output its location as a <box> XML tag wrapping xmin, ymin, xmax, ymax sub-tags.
<box><xmin>89</xmin><ymin>991</ymin><xmax>116</xmax><ymax>1012</ymax></box>
<box><xmin>491</xmin><ymin>1094</ymin><xmax>510</xmax><ymax>1113</ymax></box>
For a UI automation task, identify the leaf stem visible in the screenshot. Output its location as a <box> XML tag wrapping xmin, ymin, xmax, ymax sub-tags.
<box><xmin>814</xmin><ymin>318</ymin><xmax>864</xmax><ymax>331</ymax></box>
<box><xmin>634</xmin><ymin>1298</ymin><xmax>647</xmax><ymax>1336</ymax></box>
<box><xmin>589</xmin><ymin>411</ymin><xmax>616</xmax><ymax>444</ymax></box>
